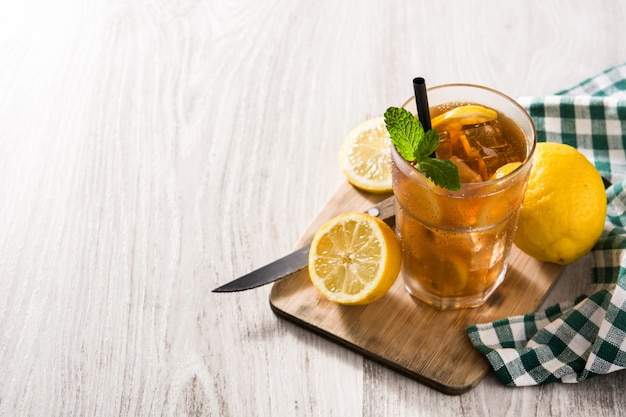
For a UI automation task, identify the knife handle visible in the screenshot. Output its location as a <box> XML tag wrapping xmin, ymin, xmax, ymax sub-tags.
<box><xmin>365</xmin><ymin>195</ymin><xmax>396</xmax><ymax>227</ymax></box>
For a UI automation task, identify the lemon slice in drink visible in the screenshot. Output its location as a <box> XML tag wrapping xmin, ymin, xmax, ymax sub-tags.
<box><xmin>489</xmin><ymin>162</ymin><xmax>522</xmax><ymax>180</ymax></box>
<box><xmin>431</xmin><ymin>105</ymin><xmax>497</xmax><ymax>130</ymax></box>
<box><xmin>308</xmin><ymin>212</ymin><xmax>401</xmax><ymax>305</ymax></box>
<box><xmin>339</xmin><ymin>117</ymin><xmax>393</xmax><ymax>193</ymax></box>
<box><xmin>435</xmin><ymin>254</ymin><xmax>468</xmax><ymax>294</ymax></box>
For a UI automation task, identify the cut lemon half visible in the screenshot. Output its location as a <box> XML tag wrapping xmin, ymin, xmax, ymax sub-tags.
<box><xmin>431</xmin><ymin>105</ymin><xmax>497</xmax><ymax>130</ymax></box>
<box><xmin>339</xmin><ymin>117</ymin><xmax>393</xmax><ymax>193</ymax></box>
<box><xmin>308</xmin><ymin>212</ymin><xmax>401</xmax><ymax>305</ymax></box>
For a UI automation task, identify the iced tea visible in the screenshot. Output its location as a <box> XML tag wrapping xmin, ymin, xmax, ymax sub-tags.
<box><xmin>392</xmin><ymin>84</ymin><xmax>536</xmax><ymax>309</ymax></box>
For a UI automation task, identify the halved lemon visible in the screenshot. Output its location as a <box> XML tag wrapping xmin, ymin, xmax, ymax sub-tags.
<box><xmin>308</xmin><ymin>212</ymin><xmax>401</xmax><ymax>305</ymax></box>
<box><xmin>431</xmin><ymin>105</ymin><xmax>497</xmax><ymax>130</ymax></box>
<box><xmin>339</xmin><ymin>117</ymin><xmax>393</xmax><ymax>193</ymax></box>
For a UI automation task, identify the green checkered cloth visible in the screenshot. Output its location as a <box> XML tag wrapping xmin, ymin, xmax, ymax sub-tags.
<box><xmin>466</xmin><ymin>62</ymin><xmax>626</xmax><ymax>386</ymax></box>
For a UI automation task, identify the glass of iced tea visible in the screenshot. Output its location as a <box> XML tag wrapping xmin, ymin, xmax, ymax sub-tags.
<box><xmin>392</xmin><ymin>84</ymin><xmax>536</xmax><ymax>309</ymax></box>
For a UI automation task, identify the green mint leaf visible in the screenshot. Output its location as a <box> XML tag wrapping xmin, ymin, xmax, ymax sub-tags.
<box><xmin>384</xmin><ymin>106</ymin><xmax>461</xmax><ymax>191</ymax></box>
<box><xmin>384</xmin><ymin>107</ymin><xmax>423</xmax><ymax>162</ymax></box>
<box><xmin>416</xmin><ymin>158</ymin><xmax>461</xmax><ymax>191</ymax></box>
<box><xmin>421</xmin><ymin>129</ymin><xmax>440</xmax><ymax>158</ymax></box>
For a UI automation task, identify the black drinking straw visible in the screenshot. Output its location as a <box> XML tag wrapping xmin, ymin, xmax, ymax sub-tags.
<box><xmin>413</xmin><ymin>77</ymin><xmax>432</xmax><ymax>131</ymax></box>
<box><xmin>413</xmin><ymin>77</ymin><xmax>436</xmax><ymax>157</ymax></box>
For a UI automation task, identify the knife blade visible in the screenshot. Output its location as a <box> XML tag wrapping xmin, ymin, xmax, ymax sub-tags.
<box><xmin>212</xmin><ymin>195</ymin><xmax>396</xmax><ymax>292</ymax></box>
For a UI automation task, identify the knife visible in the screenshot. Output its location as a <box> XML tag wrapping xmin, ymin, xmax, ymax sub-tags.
<box><xmin>212</xmin><ymin>195</ymin><xmax>396</xmax><ymax>292</ymax></box>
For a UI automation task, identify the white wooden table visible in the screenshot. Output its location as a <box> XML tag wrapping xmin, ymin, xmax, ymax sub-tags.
<box><xmin>2</xmin><ymin>0</ymin><xmax>626</xmax><ymax>415</ymax></box>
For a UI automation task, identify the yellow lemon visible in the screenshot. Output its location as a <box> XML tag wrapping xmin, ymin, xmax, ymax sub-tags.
<box><xmin>308</xmin><ymin>212</ymin><xmax>401</xmax><ymax>305</ymax></box>
<box><xmin>514</xmin><ymin>142</ymin><xmax>606</xmax><ymax>265</ymax></box>
<box><xmin>431</xmin><ymin>104</ymin><xmax>497</xmax><ymax>130</ymax></box>
<box><xmin>339</xmin><ymin>117</ymin><xmax>393</xmax><ymax>193</ymax></box>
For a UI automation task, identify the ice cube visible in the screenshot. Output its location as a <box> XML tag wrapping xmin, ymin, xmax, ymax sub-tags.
<box><xmin>481</xmin><ymin>143</ymin><xmax>520</xmax><ymax>178</ymax></box>
<box><xmin>461</xmin><ymin>120</ymin><xmax>521</xmax><ymax>178</ymax></box>
<box><xmin>462</xmin><ymin>120</ymin><xmax>503</xmax><ymax>150</ymax></box>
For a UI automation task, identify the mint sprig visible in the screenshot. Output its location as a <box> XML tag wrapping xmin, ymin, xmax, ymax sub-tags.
<box><xmin>384</xmin><ymin>107</ymin><xmax>461</xmax><ymax>191</ymax></box>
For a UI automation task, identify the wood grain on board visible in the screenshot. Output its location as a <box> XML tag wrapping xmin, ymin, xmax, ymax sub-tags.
<box><xmin>269</xmin><ymin>181</ymin><xmax>563</xmax><ymax>395</ymax></box>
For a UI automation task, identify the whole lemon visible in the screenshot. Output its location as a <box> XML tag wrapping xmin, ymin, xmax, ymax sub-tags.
<box><xmin>514</xmin><ymin>142</ymin><xmax>606</xmax><ymax>265</ymax></box>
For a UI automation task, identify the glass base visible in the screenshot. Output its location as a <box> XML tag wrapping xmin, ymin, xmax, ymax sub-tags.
<box><xmin>403</xmin><ymin>265</ymin><xmax>507</xmax><ymax>310</ymax></box>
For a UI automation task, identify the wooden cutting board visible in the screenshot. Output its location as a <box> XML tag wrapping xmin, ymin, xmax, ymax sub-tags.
<box><xmin>269</xmin><ymin>181</ymin><xmax>563</xmax><ymax>395</ymax></box>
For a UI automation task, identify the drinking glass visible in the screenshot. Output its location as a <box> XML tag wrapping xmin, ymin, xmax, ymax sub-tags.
<box><xmin>392</xmin><ymin>84</ymin><xmax>536</xmax><ymax>309</ymax></box>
